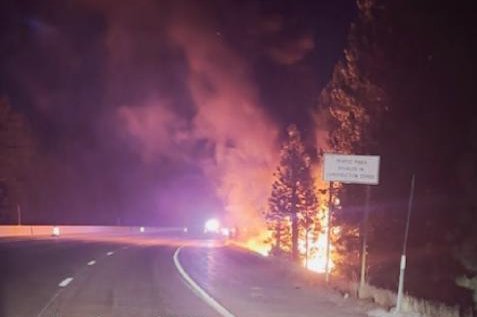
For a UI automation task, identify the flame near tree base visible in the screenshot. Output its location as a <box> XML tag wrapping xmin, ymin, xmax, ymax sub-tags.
<box><xmin>243</xmin><ymin>206</ymin><xmax>335</xmax><ymax>274</ymax></box>
<box><xmin>301</xmin><ymin>210</ymin><xmax>335</xmax><ymax>273</ymax></box>
<box><xmin>237</xmin><ymin>125</ymin><xmax>338</xmax><ymax>274</ymax></box>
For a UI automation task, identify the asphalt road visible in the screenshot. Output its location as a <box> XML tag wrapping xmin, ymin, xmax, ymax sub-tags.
<box><xmin>0</xmin><ymin>234</ymin><xmax>370</xmax><ymax>317</ymax></box>
<box><xmin>179</xmin><ymin>246</ymin><xmax>369</xmax><ymax>317</ymax></box>
<box><xmin>0</xmin><ymin>234</ymin><xmax>220</xmax><ymax>317</ymax></box>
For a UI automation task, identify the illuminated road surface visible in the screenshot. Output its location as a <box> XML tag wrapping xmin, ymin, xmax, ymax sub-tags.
<box><xmin>0</xmin><ymin>233</ymin><xmax>370</xmax><ymax>317</ymax></box>
<box><xmin>0</xmin><ymin>234</ymin><xmax>221</xmax><ymax>317</ymax></box>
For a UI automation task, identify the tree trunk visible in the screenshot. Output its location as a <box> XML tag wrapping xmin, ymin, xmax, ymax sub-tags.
<box><xmin>291</xmin><ymin>212</ymin><xmax>299</xmax><ymax>262</ymax></box>
<box><xmin>305</xmin><ymin>228</ymin><xmax>309</xmax><ymax>268</ymax></box>
<box><xmin>291</xmin><ymin>187</ymin><xmax>299</xmax><ymax>262</ymax></box>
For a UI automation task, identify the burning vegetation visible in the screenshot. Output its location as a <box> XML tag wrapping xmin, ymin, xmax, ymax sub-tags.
<box><xmin>2</xmin><ymin>0</ymin><xmax>476</xmax><ymax>311</ymax></box>
<box><xmin>240</xmin><ymin>124</ymin><xmax>336</xmax><ymax>274</ymax></box>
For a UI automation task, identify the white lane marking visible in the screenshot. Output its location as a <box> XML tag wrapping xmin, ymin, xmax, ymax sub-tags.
<box><xmin>173</xmin><ymin>246</ymin><xmax>236</xmax><ymax>317</ymax></box>
<box><xmin>107</xmin><ymin>251</ymin><xmax>114</xmax><ymax>256</ymax></box>
<box><xmin>87</xmin><ymin>260</ymin><xmax>96</xmax><ymax>266</ymax></box>
<box><xmin>36</xmin><ymin>290</ymin><xmax>62</xmax><ymax>317</ymax></box>
<box><xmin>58</xmin><ymin>277</ymin><xmax>74</xmax><ymax>287</ymax></box>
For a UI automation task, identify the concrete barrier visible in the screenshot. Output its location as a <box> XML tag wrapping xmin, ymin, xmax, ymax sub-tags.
<box><xmin>0</xmin><ymin>225</ymin><xmax>182</xmax><ymax>237</ymax></box>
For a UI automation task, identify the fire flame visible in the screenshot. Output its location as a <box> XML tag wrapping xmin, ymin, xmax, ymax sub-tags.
<box><xmin>234</xmin><ymin>230</ymin><xmax>271</xmax><ymax>257</ymax></box>
<box><xmin>244</xmin><ymin>206</ymin><xmax>335</xmax><ymax>274</ymax></box>
<box><xmin>298</xmin><ymin>206</ymin><xmax>335</xmax><ymax>273</ymax></box>
<box><xmin>302</xmin><ymin>207</ymin><xmax>335</xmax><ymax>273</ymax></box>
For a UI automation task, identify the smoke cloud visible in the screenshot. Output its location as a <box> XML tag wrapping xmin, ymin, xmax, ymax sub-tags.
<box><xmin>166</xmin><ymin>2</ymin><xmax>279</xmax><ymax>231</ymax></box>
<box><xmin>117</xmin><ymin>100</ymin><xmax>190</xmax><ymax>163</ymax></box>
<box><xmin>98</xmin><ymin>1</ymin><xmax>280</xmax><ymax>232</ymax></box>
<box><xmin>5</xmin><ymin>0</ymin><xmax>350</xmax><ymax>228</ymax></box>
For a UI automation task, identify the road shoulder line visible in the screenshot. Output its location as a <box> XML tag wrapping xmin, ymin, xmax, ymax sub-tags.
<box><xmin>173</xmin><ymin>246</ymin><xmax>236</xmax><ymax>317</ymax></box>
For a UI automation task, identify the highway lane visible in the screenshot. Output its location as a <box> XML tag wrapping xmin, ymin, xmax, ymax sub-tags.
<box><xmin>0</xmin><ymin>235</ymin><xmax>220</xmax><ymax>317</ymax></box>
<box><xmin>0</xmin><ymin>238</ymin><xmax>122</xmax><ymax>317</ymax></box>
<box><xmin>1</xmin><ymin>234</ymin><xmax>372</xmax><ymax>317</ymax></box>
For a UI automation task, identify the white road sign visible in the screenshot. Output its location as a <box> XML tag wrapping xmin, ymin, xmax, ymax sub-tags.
<box><xmin>323</xmin><ymin>154</ymin><xmax>380</xmax><ymax>185</ymax></box>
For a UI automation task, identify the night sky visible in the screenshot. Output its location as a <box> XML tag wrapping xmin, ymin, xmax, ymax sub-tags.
<box><xmin>0</xmin><ymin>0</ymin><xmax>356</xmax><ymax>225</ymax></box>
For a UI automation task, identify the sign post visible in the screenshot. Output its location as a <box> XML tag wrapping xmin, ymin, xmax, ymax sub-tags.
<box><xmin>395</xmin><ymin>174</ymin><xmax>415</xmax><ymax>314</ymax></box>
<box><xmin>323</xmin><ymin>154</ymin><xmax>380</xmax><ymax>288</ymax></box>
<box><xmin>325</xmin><ymin>181</ymin><xmax>333</xmax><ymax>283</ymax></box>
<box><xmin>359</xmin><ymin>185</ymin><xmax>371</xmax><ymax>297</ymax></box>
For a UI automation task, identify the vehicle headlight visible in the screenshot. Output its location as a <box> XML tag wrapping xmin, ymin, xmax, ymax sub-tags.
<box><xmin>204</xmin><ymin>218</ymin><xmax>220</xmax><ymax>233</ymax></box>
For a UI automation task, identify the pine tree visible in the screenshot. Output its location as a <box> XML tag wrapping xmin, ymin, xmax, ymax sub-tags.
<box><xmin>266</xmin><ymin>177</ymin><xmax>292</xmax><ymax>256</ymax></box>
<box><xmin>316</xmin><ymin>0</ymin><xmax>387</xmax><ymax>279</ymax></box>
<box><xmin>266</xmin><ymin>124</ymin><xmax>319</xmax><ymax>262</ymax></box>
<box><xmin>298</xmin><ymin>181</ymin><xmax>320</xmax><ymax>267</ymax></box>
<box><xmin>319</xmin><ymin>0</ymin><xmax>477</xmax><ymax>305</ymax></box>
<box><xmin>319</xmin><ymin>0</ymin><xmax>387</xmax><ymax>155</ymax></box>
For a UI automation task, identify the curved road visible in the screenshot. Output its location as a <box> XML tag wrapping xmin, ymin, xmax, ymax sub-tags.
<box><xmin>0</xmin><ymin>233</ymin><xmax>369</xmax><ymax>317</ymax></box>
<box><xmin>0</xmin><ymin>235</ymin><xmax>220</xmax><ymax>317</ymax></box>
